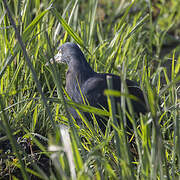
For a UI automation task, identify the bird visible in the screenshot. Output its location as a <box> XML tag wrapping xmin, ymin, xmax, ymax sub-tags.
<box><xmin>47</xmin><ymin>42</ymin><xmax>147</xmax><ymax>132</ymax></box>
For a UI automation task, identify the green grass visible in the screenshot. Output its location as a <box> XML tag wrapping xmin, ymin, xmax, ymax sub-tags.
<box><xmin>0</xmin><ymin>0</ymin><xmax>180</xmax><ymax>179</ymax></box>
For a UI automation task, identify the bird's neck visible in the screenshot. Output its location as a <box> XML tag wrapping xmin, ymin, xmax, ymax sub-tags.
<box><xmin>68</xmin><ymin>56</ymin><xmax>94</xmax><ymax>81</ymax></box>
<box><xmin>67</xmin><ymin>65</ymin><xmax>93</xmax><ymax>85</ymax></box>
<box><xmin>65</xmin><ymin>57</ymin><xmax>95</xmax><ymax>98</ymax></box>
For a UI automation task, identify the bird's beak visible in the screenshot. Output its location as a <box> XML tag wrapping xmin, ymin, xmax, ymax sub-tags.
<box><xmin>46</xmin><ymin>50</ymin><xmax>63</xmax><ymax>66</ymax></box>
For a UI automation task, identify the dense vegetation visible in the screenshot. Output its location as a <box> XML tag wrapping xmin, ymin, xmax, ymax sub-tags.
<box><xmin>0</xmin><ymin>0</ymin><xmax>180</xmax><ymax>179</ymax></box>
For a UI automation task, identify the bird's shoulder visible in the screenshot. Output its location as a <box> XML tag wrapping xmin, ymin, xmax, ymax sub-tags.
<box><xmin>79</xmin><ymin>74</ymin><xmax>107</xmax><ymax>106</ymax></box>
<box><xmin>81</xmin><ymin>74</ymin><xmax>107</xmax><ymax>94</ymax></box>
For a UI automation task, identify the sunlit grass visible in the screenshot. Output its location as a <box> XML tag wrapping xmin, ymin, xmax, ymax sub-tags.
<box><xmin>0</xmin><ymin>0</ymin><xmax>180</xmax><ymax>179</ymax></box>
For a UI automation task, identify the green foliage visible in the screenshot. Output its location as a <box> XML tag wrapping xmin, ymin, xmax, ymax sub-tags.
<box><xmin>0</xmin><ymin>0</ymin><xmax>180</xmax><ymax>179</ymax></box>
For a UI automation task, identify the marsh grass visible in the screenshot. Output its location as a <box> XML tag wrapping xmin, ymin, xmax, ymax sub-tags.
<box><xmin>0</xmin><ymin>0</ymin><xmax>180</xmax><ymax>179</ymax></box>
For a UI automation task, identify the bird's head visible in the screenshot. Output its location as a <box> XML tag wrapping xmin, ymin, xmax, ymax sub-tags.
<box><xmin>47</xmin><ymin>42</ymin><xmax>87</xmax><ymax>66</ymax></box>
<box><xmin>46</xmin><ymin>42</ymin><xmax>94</xmax><ymax>77</ymax></box>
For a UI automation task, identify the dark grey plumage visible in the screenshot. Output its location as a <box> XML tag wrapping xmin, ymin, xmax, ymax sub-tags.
<box><xmin>49</xmin><ymin>42</ymin><xmax>147</xmax><ymax>132</ymax></box>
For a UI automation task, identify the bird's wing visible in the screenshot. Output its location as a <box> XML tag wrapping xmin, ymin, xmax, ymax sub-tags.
<box><xmin>81</xmin><ymin>74</ymin><xmax>147</xmax><ymax>114</ymax></box>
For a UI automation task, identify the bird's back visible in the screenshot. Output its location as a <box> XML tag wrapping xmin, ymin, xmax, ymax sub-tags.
<box><xmin>81</xmin><ymin>73</ymin><xmax>147</xmax><ymax>114</ymax></box>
